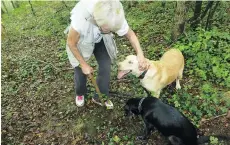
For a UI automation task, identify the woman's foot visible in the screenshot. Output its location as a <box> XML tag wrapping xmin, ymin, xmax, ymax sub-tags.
<box><xmin>92</xmin><ymin>95</ymin><xmax>103</xmax><ymax>106</ymax></box>
<box><xmin>92</xmin><ymin>95</ymin><xmax>113</xmax><ymax>109</ymax></box>
<box><xmin>75</xmin><ymin>95</ymin><xmax>84</xmax><ymax>107</ymax></box>
<box><xmin>105</xmin><ymin>99</ymin><xmax>114</xmax><ymax>109</ymax></box>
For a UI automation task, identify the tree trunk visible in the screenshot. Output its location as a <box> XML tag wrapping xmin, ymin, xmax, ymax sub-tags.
<box><xmin>200</xmin><ymin>1</ymin><xmax>214</xmax><ymax>20</ymax></box>
<box><xmin>128</xmin><ymin>0</ymin><xmax>138</xmax><ymax>9</ymax></box>
<box><xmin>161</xmin><ymin>1</ymin><xmax>166</xmax><ymax>8</ymax></box>
<box><xmin>14</xmin><ymin>1</ymin><xmax>20</xmax><ymax>8</ymax></box>
<box><xmin>1</xmin><ymin>23</ymin><xmax>7</xmax><ymax>40</ymax></box>
<box><xmin>205</xmin><ymin>1</ymin><xmax>220</xmax><ymax>30</ymax></box>
<box><xmin>171</xmin><ymin>1</ymin><xmax>186</xmax><ymax>42</ymax></box>
<box><xmin>2</xmin><ymin>1</ymin><xmax>8</xmax><ymax>14</ymax></box>
<box><xmin>29</xmin><ymin>0</ymin><xmax>35</xmax><ymax>16</ymax></box>
<box><xmin>189</xmin><ymin>1</ymin><xmax>214</xmax><ymax>30</ymax></box>
<box><xmin>11</xmin><ymin>1</ymin><xmax>16</xmax><ymax>9</ymax></box>
<box><xmin>1</xmin><ymin>7</ymin><xmax>5</xmax><ymax>14</ymax></box>
<box><xmin>190</xmin><ymin>1</ymin><xmax>202</xmax><ymax>29</ymax></box>
<box><xmin>11</xmin><ymin>1</ymin><xmax>19</xmax><ymax>9</ymax></box>
<box><xmin>227</xmin><ymin>110</ymin><xmax>230</xmax><ymax>119</ymax></box>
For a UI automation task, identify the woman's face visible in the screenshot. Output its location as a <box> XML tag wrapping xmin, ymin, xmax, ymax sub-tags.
<box><xmin>99</xmin><ymin>24</ymin><xmax>111</xmax><ymax>34</ymax></box>
<box><xmin>88</xmin><ymin>17</ymin><xmax>111</xmax><ymax>34</ymax></box>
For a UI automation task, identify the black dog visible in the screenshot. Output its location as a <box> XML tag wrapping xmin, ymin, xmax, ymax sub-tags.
<box><xmin>124</xmin><ymin>96</ymin><xmax>229</xmax><ymax>145</ymax></box>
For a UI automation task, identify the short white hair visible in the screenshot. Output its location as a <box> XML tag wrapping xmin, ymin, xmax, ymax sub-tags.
<box><xmin>93</xmin><ymin>0</ymin><xmax>125</xmax><ymax>32</ymax></box>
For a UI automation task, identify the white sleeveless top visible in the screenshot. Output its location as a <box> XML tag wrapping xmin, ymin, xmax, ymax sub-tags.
<box><xmin>65</xmin><ymin>0</ymin><xmax>129</xmax><ymax>68</ymax></box>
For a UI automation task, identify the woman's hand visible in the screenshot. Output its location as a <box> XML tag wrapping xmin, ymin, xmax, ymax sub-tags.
<box><xmin>81</xmin><ymin>63</ymin><xmax>94</xmax><ymax>75</ymax></box>
<box><xmin>137</xmin><ymin>54</ymin><xmax>148</xmax><ymax>71</ymax></box>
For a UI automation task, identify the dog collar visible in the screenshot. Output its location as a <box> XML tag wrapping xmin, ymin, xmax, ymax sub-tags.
<box><xmin>138</xmin><ymin>97</ymin><xmax>146</xmax><ymax>112</ymax></box>
<box><xmin>138</xmin><ymin>70</ymin><xmax>148</xmax><ymax>79</ymax></box>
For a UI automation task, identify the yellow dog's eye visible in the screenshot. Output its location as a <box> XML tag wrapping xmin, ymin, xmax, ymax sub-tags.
<box><xmin>128</xmin><ymin>61</ymin><xmax>133</xmax><ymax>64</ymax></box>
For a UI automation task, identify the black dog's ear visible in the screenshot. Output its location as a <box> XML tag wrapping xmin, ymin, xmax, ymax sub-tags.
<box><xmin>131</xmin><ymin>108</ymin><xmax>140</xmax><ymax>115</ymax></box>
<box><xmin>124</xmin><ymin>104</ymin><xmax>131</xmax><ymax>117</ymax></box>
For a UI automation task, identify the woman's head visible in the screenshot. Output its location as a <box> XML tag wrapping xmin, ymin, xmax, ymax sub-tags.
<box><xmin>93</xmin><ymin>0</ymin><xmax>125</xmax><ymax>33</ymax></box>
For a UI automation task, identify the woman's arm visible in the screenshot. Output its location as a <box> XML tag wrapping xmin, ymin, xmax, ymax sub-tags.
<box><xmin>67</xmin><ymin>27</ymin><xmax>93</xmax><ymax>74</ymax></box>
<box><xmin>125</xmin><ymin>28</ymin><xmax>148</xmax><ymax>70</ymax></box>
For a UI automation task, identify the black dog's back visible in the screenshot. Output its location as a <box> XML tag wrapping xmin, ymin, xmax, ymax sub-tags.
<box><xmin>141</xmin><ymin>97</ymin><xmax>198</xmax><ymax>145</ymax></box>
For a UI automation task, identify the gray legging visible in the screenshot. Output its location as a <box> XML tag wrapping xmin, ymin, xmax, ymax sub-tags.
<box><xmin>74</xmin><ymin>39</ymin><xmax>111</xmax><ymax>98</ymax></box>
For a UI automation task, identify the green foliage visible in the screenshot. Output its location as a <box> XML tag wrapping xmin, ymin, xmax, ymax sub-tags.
<box><xmin>113</xmin><ymin>135</ymin><xmax>121</xmax><ymax>143</ymax></box>
<box><xmin>210</xmin><ymin>136</ymin><xmax>219</xmax><ymax>144</ymax></box>
<box><xmin>2</xmin><ymin>57</ymin><xmax>56</xmax><ymax>85</ymax></box>
<box><xmin>174</xmin><ymin>27</ymin><xmax>230</xmax><ymax>88</ymax></box>
<box><xmin>58</xmin><ymin>39</ymin><xmax>68</xmax><ymax>62</ymax></box>
<box><xmin>209</xmin><ymin>136</ymin><xmax>225</xmax><ymax>145</ymax></box>
<box><xmin>167</xmin><ymin>83</ymin><xmax>228</xmax><ymax>126</ymax></box>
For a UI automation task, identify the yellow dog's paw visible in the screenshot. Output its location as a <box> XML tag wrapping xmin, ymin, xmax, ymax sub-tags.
<box><xmin>176</xmin><ymin>84</ymin><xmax>181</xmax><ymax>90</ymax></box>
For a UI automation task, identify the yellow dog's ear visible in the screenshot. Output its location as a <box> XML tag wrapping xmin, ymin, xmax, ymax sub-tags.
<box><xmin>146</xmin><ymin>64</ymin><xmax>157</xmax><ymax>78</ymax></box>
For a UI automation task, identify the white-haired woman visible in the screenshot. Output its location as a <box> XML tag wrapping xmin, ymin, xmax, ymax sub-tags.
<box><xmin>66</xmin><ymin>0</ymin><xmax>148</xmax><ymax>108</ymax></box>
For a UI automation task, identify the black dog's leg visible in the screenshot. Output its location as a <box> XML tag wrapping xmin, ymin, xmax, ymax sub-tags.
<box><xmin>137</xmin><ymin>120</ymin><xmax>153</xmax><ymax>140</ymax></box>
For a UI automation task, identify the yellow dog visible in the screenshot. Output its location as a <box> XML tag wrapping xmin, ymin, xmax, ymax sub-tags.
<box><xmin>117</xmin><ymin>49</ymin><xmax>184</xmax><ymax>98</ymax></box>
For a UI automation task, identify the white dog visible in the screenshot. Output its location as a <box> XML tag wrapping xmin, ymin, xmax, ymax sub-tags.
<box><xmin>117</xmin><ymin>49</ymin><xmax>184</xmax><ymax>98</ymax></box>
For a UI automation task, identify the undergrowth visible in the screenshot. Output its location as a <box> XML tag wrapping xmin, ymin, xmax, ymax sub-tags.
<box><xmin>174</xmin><ymin>27</ymin><xmax>230</xmax><ymax>88</ymax></box>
